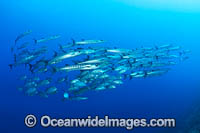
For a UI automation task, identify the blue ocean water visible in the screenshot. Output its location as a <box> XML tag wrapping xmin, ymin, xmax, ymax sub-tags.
<box><xmin>0</xmin><ymin>0</ymin><xmax>200</xmax><ymax>132</ymax></box>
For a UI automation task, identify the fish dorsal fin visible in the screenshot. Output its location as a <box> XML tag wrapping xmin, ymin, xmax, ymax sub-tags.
<box><xmin>71</xmin><ymin>38</ymin><xmax>76</xmax><ymax>45</ymax></box>
<box><xmin>53</xmin><ymin>51</ymin><xmax>58</xmax><ymax>57</ymax></box>
<box><xmin>86</xmin><ymin>55</ymin><xmax>90</xmax><ymax>60</ymax></box>
<box><xmin>58</xmin><ymin>44</ymin><xmax>63</xmax><ymax>49</ymax></box>
<box><xmin>33</xmin><ymin>39</ymin><xmax>37</xmax><ymax>44</ymax></box>
<box><xmin>11</xmin><ymin>47</ymin><xmax>14</xmax><ymax>52</ymax></box>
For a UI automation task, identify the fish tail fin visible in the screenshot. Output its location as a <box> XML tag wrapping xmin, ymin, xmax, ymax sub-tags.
<box><xmin>30</xmin><ymin>69</ymin><xmax>34</xmax><ymax>74</ymax></box>
<box><xmin>111</xmin><ymin>64</ymin><xmax>115</xmax><ymax>70</ymax></box>
<box><xmin>179</xmin><ymin>51</ymin><xmax>183</xmax><ymax>56</ymax></box>
<box><xmin>144</xmin><ymin>71</ymin><xmax>148</xmax><ymax>78</ymax></box>
<box><xmin>86</xmin><ymin>55</ymin><xmax>90</xmax><ymax>60</ymax></box>
<box><xmin>28</xmin><ymin>64</ymin><xmax>33</xmax><ymax>72</ymax></box>
<box><xmin>59</xmin><ymin>44</ymin><xmax>66</xmax><ymax>53</ymax></box>
<box><xmin>51</xmin><ymin>66</ymin><xmax>58</xmax><ymax>73</ymax></box>
<box><xmin>14</xmin><ymin>54</ymin><xmax>17</xmax><ymax>63</ymax></box>
<box><xmin>33</xmin><ymin>39</ymin><xmax>37</xmax><ymax>44</ymax></box>
<box><xmin>8</xmin><ymin>64</ymin><xmax>13</xmax><ymax>70</ymax></box>
<box><xmin>124</xmin><ymin>74</ymin><xmax>132</xmax><ymax>80</ymax></box>
<box><xmin>42</xmin><ymin>60</ymin><xmax>49</xmax><ymax>66</ymax></box>
<box><xmin>11</xmin><ymin>47</ymin><xmax>14</xmax><ymax>53</ymax></box>
<box><xmin>127</xmin><ymin>60</ymin><xmax>132</xmax><ymax>67</ymax></box>
<box><xmin>59</xmin><ymin>44</ymin><xmax>63</xmax><ymax>50</ymax></box>
<box><xmin>45</xmin><ymin>61</ymin><xmax>49</xmax><ymax>66</ymax></box>
<box><xmin>181</xmin><ymin>56</ymin><xmax>189</xmax><ymax>61</ymax></box>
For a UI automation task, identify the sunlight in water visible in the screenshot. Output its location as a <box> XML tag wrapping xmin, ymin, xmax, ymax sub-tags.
<box><xmin>117</xmin><ymin>0</ymin><xmax>200</xmax><ymax>12</ymax></box>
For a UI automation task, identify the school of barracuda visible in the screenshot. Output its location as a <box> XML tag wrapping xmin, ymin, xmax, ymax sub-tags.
<box><xmin>9</xmin><ymin>30</ymin><xmax>190</xmax><ymax>101</ymax></box>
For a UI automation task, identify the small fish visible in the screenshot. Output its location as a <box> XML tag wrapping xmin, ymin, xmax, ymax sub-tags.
<box><xmin>38</xmin><ymin>91</ymin><xmax>48</xmax><ymax>98</ymax></box>
<box><xmin>168</xmin><ymin>46</ymin><xmax>181</xmax><ymax>51</ymax></box>
<box><xmin>25</xmin><ymin>87</ymin><xmax>38</xmax><ymax>96</ymax></box>
<box><xmin>57</xmin><ymin>76</ymin><xmax>67</xmax><ymax>83</ymax></box>
<box><xmin>29</xmin><ymin>59</ymin><xmax>48</xmax><ymax>72</ymax></box>
<box><xmin>130</xmin><ymin>71</ymin><xmax>144</xmax><ymax>76</ymax></box>
<box><xmin>59</xmin><ymin>43</ymin><xmax>73</xmax><ymax>52</ymax></box>
<box><xmin>38</xmin><ymin>79</ymin><xmax>51</xmax><ymax>87</ymax></box>
<box><xmin>140</xmin><ymin>47</ymin><xmax>154</xmax><ymax>51</ymax></box>
<box><xmin>68</xmin><ymin>86</ymin><xmax>79</xmax><ymax>91</ymax></box>
<box><xmin>54</xmin><ymin>64</ymin><xmax>99</xmax><ymax>72</ymax></box>
<box><xmin>106</xmin><ymin>49</ymin><xmax>131</xmax><ymax>53</ymax></box>
<box><xmin>49</xmin><ymin>51</ymin><xmax>81</xmax><ymax>65</ymax></box>
<box><xmin>95</xmin><ymin>86</ymin><xmax>106</xmax><ymax>91</ymax></box>
<box><xmin>11</xmin><ymin>53</ymin><xmax>41</xmax><ymax>69</ymax></box>
<box><xmin>36</xmin><ymin>67</ymin><xmax>48</xmax><ymax>73</ymax></box>
<box><xmin>147</xmin><ymin>69</ymin><xmax>169</xmax><ymax>76</ymax></box>
<box><xmin>45</xmin><ymin>87</ymin><xmax>57</xmax><ymax>94</ymax></box>
<box><xmin>73</xmin><ymin>81</ymin><xmax>86</xmax><ymax>88</ymax></box>
<box><xmin>19</xmin><ymin>75</ymin><xmax>27</xmax><ymax>80</ymax></box>
<box><xmin>113</xmin><ymin>80</ymin><xmax>123</xmax><ymax>85</ymax></box>
<box><xmin>81</xmin><ymin>48</ymin><xmax>99</xmax><ymax>55</ymax></box>
<box><xmin>78</xmin><ymin>58</ymin><xmax>106</xmax><ymax>65</ymax></box>
<box><xmin>115</xmin><ymin>66</ymin><xmax>128</xmax><ymax>72</ymax></box>
<box><xmin>25</xmin><ymin>81</ymin><xmax>37</xmax><ymax>88</ymax></box>
<box><xmin>15</xmin><ymin>30</ymin><xmax>32</xmax><ymax>44</ymax></box>
<box><xmin>71</xmin><ymin>39</ymin><xmax>105</xmax><ymax>46</ymax></box>
<box><xmin>17</xmin><ymin>42</ymin><xmax>29</xmax><ymax>50</ymax></box>
<box><xmin>181</xmin><ymin>56</ymin><xmax>189</xmax><ymax>61</ymax></box>
<box><xmin>71</xmin><ymin>96</ymin><xmax>88</xmax><ymax>101</ymax></box>
<box><xmin>108</xmin><ymin>85</ymin><xmax>116</xmax><ymax>89</ymax></box>
<box><xmin>157</xmin><ymin>44</ymin><xmax>172</xmax><ymax>49</ymax></box>
<box><xmin>132</xmin><ymin>74</ymin><xmax>146</xmax><ymax>78</ymax></box>
<box><xmin>34</xmin><ymin>35</ymin><xmax>61</xmax><ymax>44</ymax></box>
<box><xmin>99</xmin><ymin>74</ymin><xmax>109</xmax><ymax>79</ymax></box>
<box><xmin>32</xmin><ymin>46</ymin><xmax>48</xmax><ymax>55</ymax></box>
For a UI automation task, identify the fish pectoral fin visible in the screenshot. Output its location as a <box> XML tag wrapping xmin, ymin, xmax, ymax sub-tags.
<box><xmin>33</xmin><ymin>38</ymin><xmax>37</xmax><ymax>44</ymax></box>
<box><xmin>53</xmin><ymin>51</ymin><xmax>58</xmax><ymax>57</ymax></box>
<box><xmin>71</xmin><ymin>38</ymin><xmax>76</xmax><ymax>45</ymax></box>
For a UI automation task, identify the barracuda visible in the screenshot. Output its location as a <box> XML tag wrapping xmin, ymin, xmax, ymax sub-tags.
<box><xmin>34</xmin><ymin>35</ymin><xmax>61</xmax><ymax>44</ymax></box>
<box><xmin>15</xmin><ymin>30</ymin><xmax>32</xmax><ymax>44</ymax></box>
<box><xmin>58</xmin><ymin>64</ymin><xmax>99</xmax><ymax>72</ymax></box>
<box><xmin>49</xmin><ymin>51</ymin><xmax>81</xmax><ymax>65</ymax></box>
<box><xmin>10</xmin><ymin>31</ymin><xmax>190</xmax><ymax>100</ymax></box>
<box><xmin>72</xmin><ymin>39</ymin><xmax>105</xmax><ymax>45</ymax></box>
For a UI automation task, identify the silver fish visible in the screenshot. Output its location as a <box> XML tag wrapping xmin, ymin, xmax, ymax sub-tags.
<box><xmin>34</xmin><ymin>35</ymin><xmax>61</xmax><ymax>44</ymax></box>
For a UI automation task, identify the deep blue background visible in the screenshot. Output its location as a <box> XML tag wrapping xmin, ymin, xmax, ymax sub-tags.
<box><xmin>0</xmin><ymin>0</ymin><xmax>200</xmax><ymax>132</ymax></box>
